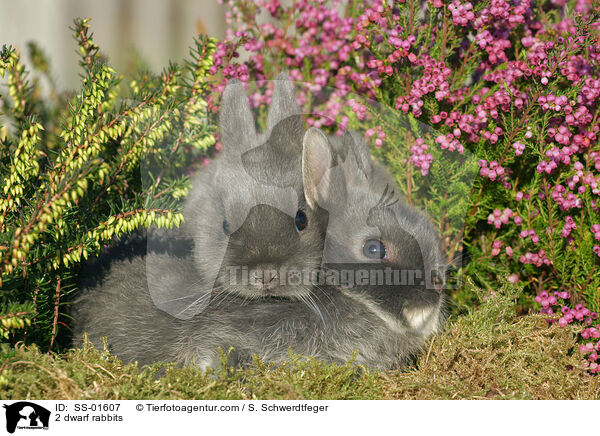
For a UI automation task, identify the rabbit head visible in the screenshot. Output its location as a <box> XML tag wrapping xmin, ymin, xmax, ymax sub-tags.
<box><xmin>181</xmin><ymin>77</ymin><xmax>333</xmax><ymax>306</ymax></box>
<box><xmin>310</xmin><ymin>129</ymin><xmax>447</xmax><ymax>339</ymax></box>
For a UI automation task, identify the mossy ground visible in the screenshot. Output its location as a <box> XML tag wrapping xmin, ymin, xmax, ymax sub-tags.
<box><xmin>1</xmin><ymin>281</ymin><xmax>598</xmax><ymax>400</ymax></box>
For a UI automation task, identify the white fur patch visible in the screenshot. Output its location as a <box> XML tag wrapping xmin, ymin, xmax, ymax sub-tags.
<box><xmin>338</xmin><ymin>289</ymin><xmax>406</xmax><ymax>334</ymax></box>
<box><xmin>403</xmin><ymin>303</ymin><xmax>440</xmax><ymax>336</ymax></box>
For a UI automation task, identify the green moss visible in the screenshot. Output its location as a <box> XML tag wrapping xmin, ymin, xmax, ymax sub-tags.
<box><xmin>0</xmin><ymin>344</ymin><xmax>381</xmax><ymax>400</ymax></box>
<box><xmin>384</xmin><ymin>281</ymin><xmax>600</xmax><ymax>399</ymax></box>
<box><xmin>1</xmin><ymin>281</ymin><xmax>598</xmax><ymax>400</ymax></box>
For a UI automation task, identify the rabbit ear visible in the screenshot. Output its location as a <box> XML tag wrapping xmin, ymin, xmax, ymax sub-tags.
<box><xmin>267</xmin><ymin>72</ymin><xmax>301</xmax><ymax>132</ymax></box>
<box><xmin>219</xmin><ymin>79</ymin><xmax>257</xmax><ymax>154</ymax></box>
<box><xmin>302</xmin><ymin>127</ymin><xmax>333</xmax><ymax>209</ymax></box>
<box><xmin>344</xmin><ymin>130</ymin><xmax>372</xmax><ymax>178</ymax></box>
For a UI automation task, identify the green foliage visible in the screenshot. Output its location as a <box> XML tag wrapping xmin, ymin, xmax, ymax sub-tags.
<box><xmin>339</xmin><ymin>99</ymin><xmax>479</xmax><ymax>277</ymax></box>
<box><xmin>216</xmin><ymin>0</ymin><xmax>600</xmax><ymax>318</ymax></box>
<box><xmin>348</xmin><ymin>3</ymin><xmax>600</xmax><ymax>315</ymax></box>
<box><xmin>0</xmin><ymin>19</ymin><xmax>217</xmax><ymax>349</ymax></box>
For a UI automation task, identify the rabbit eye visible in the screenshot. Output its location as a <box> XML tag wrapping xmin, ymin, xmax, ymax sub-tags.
<box><xmin>363</xmin><ymin>239</ymin><xmax>386</xmax><ymax>259</ymax></box>
<box><xmin>295</xmin><ymin>210</ymin><xmax>308</xmax><ymax>232</ymax></box>
<box><xmin>222</xmin><ymin>219</ymin><xmax>230</xmax><ymax>235</ymax></box>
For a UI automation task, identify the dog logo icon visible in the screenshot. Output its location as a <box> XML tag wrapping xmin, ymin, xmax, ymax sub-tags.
<box><xmin>3</xmin><ymin>402</ymin><xmax>50</xmax><ymax>433</ymax></box>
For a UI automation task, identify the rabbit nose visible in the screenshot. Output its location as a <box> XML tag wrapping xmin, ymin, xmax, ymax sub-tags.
<box><xmin>255</xmin><ymin>267</ymin><xmax>279</xmax><ymax>290</ymax></box>
<box><xmin>263</xmin><ymin>269</ymin><xmax>277</xmax><ymax>283</ymax></box>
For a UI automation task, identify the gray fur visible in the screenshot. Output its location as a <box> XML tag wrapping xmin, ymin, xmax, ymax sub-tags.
<box><xmin>71</xmin><ymin>237</ymin><xmax>429</xmax><ymax>370</ymax></box>
<box><xmin>72</xmin><ymin>75</ymin><xmax>446</xmax><ymax>370</ymax></box>
<box><xmin>322</xmin><ymin>130</ymin><xmax>446</xmax><ymax>351</ymax></box>
<box><xmin>151</xmin><ymin>77</ymin><xmax>328</xmax><ymax>315</ymax></box>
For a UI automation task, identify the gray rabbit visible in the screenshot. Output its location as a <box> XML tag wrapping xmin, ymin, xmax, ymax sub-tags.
<box><xmin>71</xmin><ymin>76</ymin><xmax>333</xmax><ymax>366</ymax></box>
<box><xmin>200</xmin><ymin>126</ymin><xmax>446</xmax><ymax>369</ymax></box>
<box><xmin>72</xmin><ymin>75</ymin><xmax>446</xmax><ymax>370</ymax></box>
<box><xmin>71</xmin><ymin>128</ymin><xmax>436</xmax><ymax>370</ymax></box>
<box><xmin>144</xmin><ymin>77</ymin><xmax>329</xmax><ymax>320</ymax></box>
<box><xmin>311</xmin><ymin>128</ymin><xmax>447</xmax><ymax>362</ymax></box>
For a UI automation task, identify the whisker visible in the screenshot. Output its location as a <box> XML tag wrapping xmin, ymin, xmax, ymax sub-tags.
<box><xmin>156</xmin><ymin>280</ymin><xmax>214</xmax><ymax>303</ymax></box>
<box><xmin>209</xmin><ymin>286</ymin><xmax>236</xmax><ymax>308</ymax></box>
<box><xmin>309</xmin><ymin>290</ymin><xmax>331</xmax><ymax>323</ymax></box>
<box><xmin>374</xmin><ymin>184</ymin><xmax>399</xmax><ymax>210</ymax></box>
<box><xmin>175</xmin><ymin>289</ymin><xmax>218</xmax><ymax>317</ymax></box>
<box><xmin>303</xmin><ymin>292</ymin><xmax>325</xmax><ymax>326</ymax></box>
<box><xmin>312</xmin><ymin>284</ymin><xmax>336</xmax><ymax>311</ymax></box>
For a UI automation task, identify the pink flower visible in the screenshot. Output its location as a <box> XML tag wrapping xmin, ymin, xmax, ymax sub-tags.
<box><xmin>561</xmin><ymin>216</ymin><xmax>577</xmax><ymax>238</ymax></box>
<box><xmin>512</xmin><ymin>141</ymin><xmax>525</xmax><ymax>155</ymax></box>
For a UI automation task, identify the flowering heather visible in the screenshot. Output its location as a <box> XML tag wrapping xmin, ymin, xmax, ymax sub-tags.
<box><xmin>535</xmin><ymin>289</ymin><xmax>600</xmax><ymax>372</ymax></box>
<box><xmin>212</xmin><ymin>0</ymin><xmax>600</xmax><ymax>371</ymax></box>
